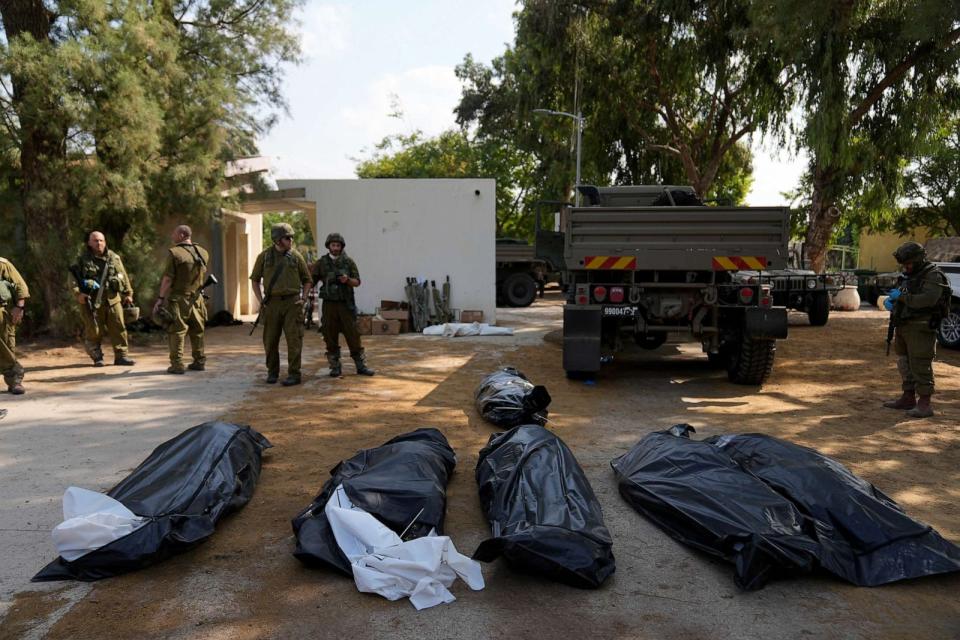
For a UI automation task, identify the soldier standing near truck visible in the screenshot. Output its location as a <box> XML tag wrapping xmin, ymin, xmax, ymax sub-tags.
<box><xmin>882</xmin><ymin>241</ymin><xmax>950</xmax><ymax>418</ymax></box>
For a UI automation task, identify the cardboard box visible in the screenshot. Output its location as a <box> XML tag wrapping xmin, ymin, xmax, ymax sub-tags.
<box><xmin>459</xmin><ymin>310</ymin><xmax>484</xmax><ymax>323</ymax></box>
<box><xmin>371</xmin><ymin>319</ymin><xmax>401</xmax><ymax>335</ymax></box>
<box><xmin>357</xmin><ymin>315</ymin><xmax>373</xmax><ymax>335</ymax></box>
<box><xmin>379</xmin><ymin>309</ymin><xmax>409</xmax><ymax>321</ymax></box>
<box><xmin>379</xmin><ymin>300</ymin><xmax>403</xmax><ymax>311</ymax></box>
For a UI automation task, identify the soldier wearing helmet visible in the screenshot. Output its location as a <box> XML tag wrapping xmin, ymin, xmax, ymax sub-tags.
<box><xmin>312</xmin><ymin>232</ymin><xmax>374</xmax><ymax>377</ymax></box>
<box><xmin>153</xmin><ymin>225</ymin><xmax>209</xmax><ymax>374</ymax></box>
<box><xmin>249</xmin><ymin>222</ymin><xmax>312</xmax><ymax>385</ymax></box>
<box><xmin>0</xmin><ymin>256</ymin><xmax>28</xmax><ymax>394</ymax></box>
<box><xmin>882</xmin><ymin>241</ymin><xmax>950</xmax><ymax>418</ymax></box>
<box><xmin>71</xmin><ymin>231</ymin><xmax>135</xmax><ymax>367</ymax></box>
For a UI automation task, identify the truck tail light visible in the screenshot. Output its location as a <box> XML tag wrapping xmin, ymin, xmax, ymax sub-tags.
<box><xmin>593</xmin><ymin>286</ymin><xmax>607</xmax><ymax>302</ymax></box>
<box><xmin>738</xmin><ymin>287</ymin><xmax>754</xmax><ymax>304</ymax></box>
<box><xmin>760</xmin><ymin>285</ymin><xmax>773</xmax><ymax>308</ymax></box>
<box><xmin>575</xmin><ymin>284</ymin><xmax>589</xmax><ymax>305</ymax></box>
<box><xmin>609</xmin><ymin>286</ymin><xmax>624</xmax><ymax>303</ymax></box>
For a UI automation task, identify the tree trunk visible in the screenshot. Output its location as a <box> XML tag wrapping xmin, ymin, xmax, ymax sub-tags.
<box><xmin>804</xmin><ymin>168</ymin><xmax>842</xmax><ymax>272</ymax></box>
<box><xmin>0</xmin><ymin>0</ymin><xmax>71</xmax><ymax>330</ymax></box>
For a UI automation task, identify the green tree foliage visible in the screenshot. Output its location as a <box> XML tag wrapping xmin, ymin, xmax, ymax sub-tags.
<box><xmin>455</xmin><ymin>0</ymin><xmax>780</xmax><ymax>205</ymax></box>
<box><xmin>761</xmin><ymin>0</ymin><xmax>960</xmax><ymax>270</ymax></box>
<box><xmin>262</xmin><ymin>211</ymin><xmax>315</xmax><ymax>258</ymax></box>
<box><xmin>355</xmin><ymin>128</ymin><xmax>540</xmax><ymax>238</ymax></box>
<box><xmin>0</xmin><ymin>0</ymin><xmax>301</xmax><ymax>331</ymax></box>
<box><xmin>896</xmin><ymin>117</ymin><xmax>960</xmax><ymax>236</ymax></box>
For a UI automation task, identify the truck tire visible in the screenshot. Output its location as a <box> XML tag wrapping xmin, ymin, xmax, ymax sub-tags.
<box><xmin>807</xmin><ymin>292</ymin><xmax>830</xmax><ymax>326</ymax></box>
<box><xmin>502</xmin><ymin>272</ymin><xmax>537</xmax><ymax>307</ymax></box>
<box><xmin>937</xmin><ymin>305</ymin><xmax>960</xmax><ymax>349</ymax></box>
<box><xmin>727</xmin><ymin>336</ymin><xmax>776</xmax><ymax>385</ymax></box>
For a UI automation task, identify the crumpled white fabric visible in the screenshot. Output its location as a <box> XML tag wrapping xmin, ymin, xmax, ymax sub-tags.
<box><xmin>324</xmin><ymin>485</ymin><xmax>484</xmax><ymax>609</ymax></box>
<box><xmin>422</xmin><ymin>322</ymin><xmax>513</xmax><ymax>337</ymax></box>
<box><xmin>51</xmin><ymin>487</ymin><xmax>147</xmax><ymax>561</ymax></box>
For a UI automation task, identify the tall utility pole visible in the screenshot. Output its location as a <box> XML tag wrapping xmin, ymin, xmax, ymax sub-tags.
<box><xmin>533</xmin><ymin>109</ymin><xmax>585</xmax><ymax>206</ymax></box>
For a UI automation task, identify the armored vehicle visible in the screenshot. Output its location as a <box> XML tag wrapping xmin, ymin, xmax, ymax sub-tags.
<box><xmin>536</xmin><ymin>185</ymin><xmax>790</xmax><ymax>384</ymax></box>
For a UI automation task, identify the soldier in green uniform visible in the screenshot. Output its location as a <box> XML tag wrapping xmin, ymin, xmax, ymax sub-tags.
<box><xmin>313</xmin><ymin>232</ymin><xmax>374</xmax><ymax>378</ymax></box>
<box><xmin>0</xmin><ymin>256</ymin><xmax>29</xmax><ymax>394</ymax></box>
<box><xmin>153</xmin><ymin>225</ymin><xmax>209</xmax><ymax>374</ymax></box>
<box><xmin>882</xmin><ymin>241</ymin><xmax>950</xmax><ymax>418</ymax></box>
<box><xmin>250</xmin><ymin>223</ymin><xmax>312</xmax><ymax>386</ymax></box>
<box><xmin>71</xmin><ymin>231</ymin><xmax>135</xmax><ymax>367</ymax></box>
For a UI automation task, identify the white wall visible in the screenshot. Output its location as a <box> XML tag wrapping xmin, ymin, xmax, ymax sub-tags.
<box><xmin>276</xmin><ymin>179</ymin><xmax>496</xmax><ymax>323</ymax></box>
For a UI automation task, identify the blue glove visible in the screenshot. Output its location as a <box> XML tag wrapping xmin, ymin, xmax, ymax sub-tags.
<box><xmin>888</xmin><ymin>288</ymin><xmax>902</xmax><ymax>301</ymax></box>
<box><xmin>83</xmin><ymin>279</ymin><xmax>101</xmax><ymax>291</ymax></box>
<box><xmin>884</xmin><ymin>297</ymin><xmax>894</xmax><ymax>311</ymax></box>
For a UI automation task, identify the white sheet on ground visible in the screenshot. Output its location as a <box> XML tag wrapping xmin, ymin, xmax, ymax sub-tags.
<box><xmin>422</xmin><ymin>322</ymin><xmax>513</xmax><ymax>337</ymax></box>
<box><xmin>51</xmin><ymin>487</ymin><xmax>147</xmax><ymax>561</ymax></box>
<box><xmin>324</xmin><ymin>485</ymin><xmax>484</xmax><ymax>609</ymax></box>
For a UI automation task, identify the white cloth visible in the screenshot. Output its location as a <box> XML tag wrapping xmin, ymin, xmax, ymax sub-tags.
<box><xmin>51</xmin><ymin>487</ymin><xmax>147</xmax><ymax>561</ymax></box>
<box><xmin>324</xmin><ymin>485</ymin><xmax>484</xmax><ymax>609</ymax></box>
<box><xmin>422</xmin><ymin>322</ymin><xmax>513</xmax><ymax>337</ymax></box>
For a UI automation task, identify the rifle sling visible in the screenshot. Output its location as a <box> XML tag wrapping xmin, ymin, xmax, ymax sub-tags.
<box><xmin>263</xmin><ymin>251</ymin><xmax>289</xmax><ymax>304</ymax></box>
<box><xmin>93</xmin><ymin>256</ymin><xmax>111</xmax><ymax>309</ymax></box>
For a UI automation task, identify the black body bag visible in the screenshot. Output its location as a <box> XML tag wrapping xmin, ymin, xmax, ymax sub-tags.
<box><xmin>291</xmin><ymin>428</ymin><xmax>457</xmax><ymax>574</ymax></box>
<box><xmin>34</xmin><ymin>422</ymin><xmax>272</xmax><ymax>582</ymax></box>
<box><xmin>474</xmin><ymin>367</ymin><xmax>551</xmax><ymax>427</ymax></box>
<box><xmin>473</xmin><ymin>424</ymin><xmax>616</xmax><ymax>588</ymax></box>
<box><xmin>611</xmin><ymin>425</ymin><xmax>960</xmax><ymax>589</ymax></box>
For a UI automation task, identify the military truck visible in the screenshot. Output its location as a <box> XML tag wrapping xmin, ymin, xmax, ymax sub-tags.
<box><xmin>732</xmin><ymin>269</ymin><xmax>840</xmax><ymax>325</ymax></box>
<box><xmin>495</xmin><ymin>238</ymin><xmax>562</xmax><ymax>307</ymax></box>
<box><xmin>536</xmin><ymin>185</ymin><xmax>790</xmax><ymax>384</ymax></box>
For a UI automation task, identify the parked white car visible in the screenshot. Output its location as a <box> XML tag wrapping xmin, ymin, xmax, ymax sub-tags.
<box><xmin>936</xmin><ymin>263</ymin><xmax>960</xmax><ymax>348</ymax></box>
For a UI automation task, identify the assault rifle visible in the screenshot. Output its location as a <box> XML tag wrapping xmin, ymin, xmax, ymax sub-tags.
<box><xmin>198</xmin><ymin>273</ymin><xmax>218</xmax><ymax>299</ymax></box>
<box><xmin>885</xmin><ymin>275</ymin><xmax>905</xmax><ymax>356</ymax></box>
<box><xmin>69</xmin><ymin>261</ymin><xmax>109</xmax><ymax>334</ymax></box>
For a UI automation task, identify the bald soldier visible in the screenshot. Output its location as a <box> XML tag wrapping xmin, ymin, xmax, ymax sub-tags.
<box><xmin>153</xmin><ymin>225</ymin><xmax>209</xmax><ymax>374</ymax></box>
<box><xmin>250</xmin><ymin>223</ymin><xmax>311</xmax><ymax>386</ymax></box>
<box><xmin>0</xmin><ymin>256</ymin><xmax>29</xmax><ymax>394</ymax></box>
<box><xmin>71</xmin><ymin>231</ymin><xmax>135</xmax><ymax>367</ymax></box>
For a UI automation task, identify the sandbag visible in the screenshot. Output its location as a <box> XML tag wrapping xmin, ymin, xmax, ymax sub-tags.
<box><xmin>34</xmin><ymin>422</ymin><xmax>272</xmax><ymax>581</ymax></box>
<box><xmin>474</xmin><ymin>367</ymin><xmax>551</xmax><ymax>427</ymax></box>
<box><xmin>473</xmin><ymin>424</ymin><xmax>616</xmax><ymax>588</ymax></box>
<box><xmin>292</xmin><ymin>428</ymin><xmax>457</xmax><ymax>574</ymax></box>
<box><xmin>611</xmin><ymin>425</ymin><xmax>960</xmax><ymax>590</ymax></box>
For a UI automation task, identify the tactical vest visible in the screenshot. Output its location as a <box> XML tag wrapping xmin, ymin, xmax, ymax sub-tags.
<box><xmin>903</xmin><ymin>263</ymin><xmax>950</xmax><ymax>322</ymax></box>
<box><xmin>318</xmin><ymin>254</ymin><xmax>354</xmax><ymax>303</ymax></box>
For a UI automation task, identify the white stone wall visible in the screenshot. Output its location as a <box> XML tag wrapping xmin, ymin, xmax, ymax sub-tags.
<box><xmin>276</xmin><ymin>178</ymin><xmax>496</xmax><ymax>323</ymax></box>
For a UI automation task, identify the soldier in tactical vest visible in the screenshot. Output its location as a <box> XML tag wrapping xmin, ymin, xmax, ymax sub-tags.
<box><xmin>250</xmin><ymin>223</ymin><xmax>312</xmax><ymax>386</ymax></box>
<box><xmin>0</xmin><ymin>256</ymin><xmax>29</xmax><ymax>394</ymax></box>
<box><xmin>71</xmin><ymin>231</ymin><xmax>135</xmax><ymax>367</ymax></box>
<box><xmin>882</xmin><ymin>241</ymin><xmax>950</xmax><ymax>418</ymax></box>
<box><xmin>153</xmin><ymin>225</ymin><xmax>209</xmax><ymax>374</ymax></box>
<box><xmin>313</xmin><ymin>232</ymin><xmax>374</xmax><ymax>377</ymax></box>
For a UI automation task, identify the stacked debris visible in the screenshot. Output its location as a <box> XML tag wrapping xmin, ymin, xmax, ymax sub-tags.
<box><xmin>611</xmin><ymin>425</ymin><xmax>960</xmax><ymax>590</ymax></box>
<box><xmin>473</xmin><ymin>424</ymin><xmax>616</xmax><ymax>588</ymax></box>
<box><xmin>34</xmin><ymin>422</ymin><xmax>271</xmax><ymax>581</ymax></box>
<box><xmin>475</xmin><ymin>368</ymin><xmax>551</xmax><ymax>427</ymax></box>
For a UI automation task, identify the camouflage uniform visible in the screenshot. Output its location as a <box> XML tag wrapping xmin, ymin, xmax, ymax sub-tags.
<box><xmin>314</xmin><ymin>233</ymin><xmax>374</xmax><ymax>377</ymax></box>
<box><xmin>71</xmin><ymin>249</ymin><xmax>133</xmax><ymax>364</ymax></box>
<box><xmin>884</xmin><ymin>242</ymin><xmax>949</xmax><ymax>418</ymax></box>
<box><xmin>250</xmin><ymin>245</ymin><xmax>311</xmax><ymax>383</ymax></box>
<box><xmin>162</xmin><ymin>242</ymin><xmax>209</xmax><ymax>371</ymax></box>
<box><xmin>0</xmin><ymin>257</ymin><xmax>28</xmax><ymax>393</ymax></box>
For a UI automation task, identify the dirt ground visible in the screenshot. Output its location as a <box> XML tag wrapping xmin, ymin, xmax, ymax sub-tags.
<box><xmin>1</xmin><ymin>293</ymin><xmax>959</xmax><ymax>639</ymax></box>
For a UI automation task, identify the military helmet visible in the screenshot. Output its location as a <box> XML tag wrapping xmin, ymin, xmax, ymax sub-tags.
<box><xmin>152</xmin><ymin>304</ymin><xmax>174</xmax><ymax>330</ymax></box>
<box><xmin>325</xmin><ymin>232</ymin><xmax>345</xmax><ymax>249</ymax></box>
<box><xmin>271</xmin><ymin>222</ymin><xmax>295</xmax><ymax>243</ymax></box>
<box><xmin>893</xmin><ymin>241</ymin><xmax>926</xmax><ymax>264</ymax></box>
<box><xmin>123</xmin><ymin>304</ymin><xmax>140</xmax><ymax>324</ymax></box>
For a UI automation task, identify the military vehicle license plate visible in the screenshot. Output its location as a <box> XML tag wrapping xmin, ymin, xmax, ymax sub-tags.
<box><xmin>602</xmin><ymin>306</ymin><xmax>639</xmax><ymax>318</ymax></box>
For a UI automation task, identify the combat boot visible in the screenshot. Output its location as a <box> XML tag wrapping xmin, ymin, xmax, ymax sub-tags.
<box><xmin>882</xmin><ymin>391</ymin><xmax>916</xmax><ymax>410</ymax></box>
<box><xmin>906</xmin><ymin>395</ymin><xmax>934</xmax><ymax>419</ymax></box>
<box><xmin>8</xmin><ymin>383</ymin><xmax>24</xmax><ymax>395</ymax></box>
<box><xmin>327</xmin><ymin>352</ymin><xmax>342</xmax><ymax>378</ymax></box>
<box><xmin>188</xmin><ymin>362</ymin><xmax>205</xmax><ymax>371</ymax></box>
<box><xmin>167</xmin><ymin>365</ymin><xmax>185</xmax><ymax>375</ymax></box>
<box><xmin>352</xmin><ymin>351</ymin><xmax>375</xmax><ymax>376</ymax></box>
<box><xmin>282</xmin><ymin>375</ymin><xmax>301</xmax><ymax>387</ymax></box>
<box><xmin>114</xmin><ymin>355</ymin><xmax>135</xmax><ymax>366</ymax></box>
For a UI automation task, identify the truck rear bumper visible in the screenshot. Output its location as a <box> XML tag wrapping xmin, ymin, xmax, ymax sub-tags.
<box><xmin>563</xmin><ymin>305</ymin><xmax>602</xmax><ymax>372</ymax></box>
<box><xmin>743</xmin><ymin>306</ymin><xmax>788</xmax><ymax>339</ymax></box>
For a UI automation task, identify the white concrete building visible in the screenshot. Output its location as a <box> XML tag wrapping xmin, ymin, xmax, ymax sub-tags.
<box><xmin>276</xmin><ymin>178</ymin><xmax>497</xmax><ymax>323</ymax></box>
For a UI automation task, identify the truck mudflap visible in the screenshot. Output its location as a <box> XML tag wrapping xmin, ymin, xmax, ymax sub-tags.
<box><xmin>743</xmin><ymin>306</ymin><xmax>788</xmax><ymax>340</ymax></box>
<box><xmin>563</xmin><ymin>305</ymin><xmax>602</xmax><ymax>373</ymax></box>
